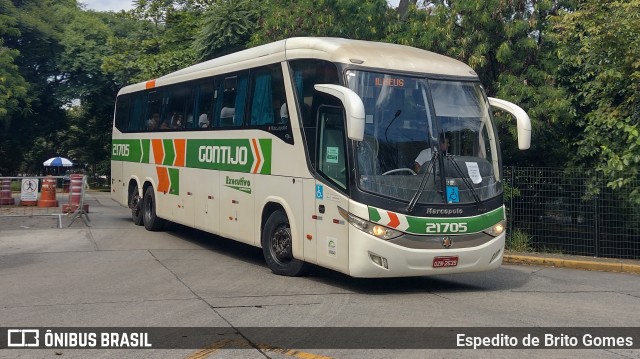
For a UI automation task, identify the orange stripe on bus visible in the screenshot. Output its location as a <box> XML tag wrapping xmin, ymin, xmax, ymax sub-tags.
<box><xmin>145</xmin><ymin>80</ymin><xmax>156</xmax><ymax>89</ymax></box>
<box><xmin>156</xmin><ymin>167</ymin><xmax>170</xmax><ymax>193</ymax></box>
<box><xmin>387</xmin><ymin>212</ymin><xmax>400</xmax><ymax>228</ymax></box>
<box><xmin>152</xmin><ymin>139</ymin><xmax>164</xmax><ymax>164</ymax></box>
<box><xmin>173</xmin><ymin>139</ymin><xmax>186</xmax><ymax>167</ymax></box>
<box><xmin>251</xmin><ymin>138</ymin><xmax>261</xmax><ymax>173</ymax></box>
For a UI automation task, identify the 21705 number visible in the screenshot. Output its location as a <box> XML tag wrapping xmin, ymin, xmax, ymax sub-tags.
<box><xmin>425</xmin><ymin>222</ymin><xmax>468</xmax><ymax>233</ymax></box>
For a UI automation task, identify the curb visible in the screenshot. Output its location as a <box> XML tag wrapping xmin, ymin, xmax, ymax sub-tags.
<box><xmin>503</xmin><ymin>254</ymin><xmax>640</xmax><ymax>274</ymax></box>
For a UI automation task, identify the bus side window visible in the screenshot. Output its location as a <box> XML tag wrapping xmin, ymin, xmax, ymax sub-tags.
<box><xmin>217</xmin><ymin>75</ymin><xmax>245</xmax><ymax>127</ymax></box>
<box><xmin>248</xmin><ymin>64</ymin><xmax>293</xmax><ymax>144</ymax></box>
<box><xmin>317</xmin><ymin>105</ymin><xmax>347</xmax><ymax>190</ymax></box>
<box><xmin>195</xmin><ymin>81</ymin><xmax>214</xmax><ymax>129</ymax></box>
<box><xmin>145</xmin><ymin>90</ymin><xmax>163</xmax><ymax>132</ymax></box>
<box><xmin>164</xmin><ymin>85</ymin><xmax>192</xmax><ymax>130</ymax></box>
<box><xmin>289</xmin><ymin>59</ymin><xmax>340</xmax><ymax>168</ymax></box>
<box><xmin>249</xmin><ymin>69</ymin><xmax>275</xmax><ymax>126</ymax></box>
<box><xmin>115</xmin><ymin>95</ymin><xmax>130</xmax><ymax>132</ymax></box>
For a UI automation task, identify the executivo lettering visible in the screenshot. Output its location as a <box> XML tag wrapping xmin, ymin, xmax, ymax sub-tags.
<box><xmin>225</xmin><ymin>176</ymin><xmax>251</xmax><ymax>194</ymax></box>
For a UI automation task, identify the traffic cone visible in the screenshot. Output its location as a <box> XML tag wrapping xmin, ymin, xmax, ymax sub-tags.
<box><xmin>37</xmin><ymin>176</ymin><xmax>59</xmax><ymax>207</ymax></box>
<box><xmin>63</xmin><ymin>174</ymin><xmax>88</xmax><ymax>213</ymax></box>
<box><xmin>0</xmin><ymin>179</ymin><xmax>15</xmax><ymax>205</ymax></box>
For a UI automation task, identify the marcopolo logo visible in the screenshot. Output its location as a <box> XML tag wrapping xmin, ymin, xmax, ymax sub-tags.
<box><xmin>225</xmin><ymin>176</ymin><xmax>251</xmax><ymax>194</ymax></box>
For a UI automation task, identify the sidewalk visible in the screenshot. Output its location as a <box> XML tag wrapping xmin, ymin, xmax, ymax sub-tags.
<box><xmin>503</xmin><ymin>251</ymin><xmax>640</xmax><ymax>274</ymax></box>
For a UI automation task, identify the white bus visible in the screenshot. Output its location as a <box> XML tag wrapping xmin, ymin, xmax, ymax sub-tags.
<box><xmin>111</xmin><ymin>37</ymin><xmax>531</xmax><ymax>278</ymax></box>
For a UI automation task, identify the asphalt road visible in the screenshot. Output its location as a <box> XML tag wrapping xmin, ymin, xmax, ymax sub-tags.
<box><xmin>0</xmin><ymin>192</ymin><xmax>638</xmax><ymax>359</ymax></box>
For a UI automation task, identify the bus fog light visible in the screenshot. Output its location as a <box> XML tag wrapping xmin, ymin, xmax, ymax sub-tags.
<box><xmin>369</xmin><ymin>253</ymin><xmax>389</xmax><ymax>269</ymax></box>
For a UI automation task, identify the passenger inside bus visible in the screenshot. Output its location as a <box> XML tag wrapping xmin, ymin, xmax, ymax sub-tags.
<box><xmin>414</xmin><ymin>133</ymin><xmax>449</xmax><ymax>173</ymax></box>
<box><xmin>198</xmin><ymin>113</ymin><xmax>210</xmax><ymax>128</ymax></box>
<box><xmin>280</xmin><ymin>103</ymin><xmax>288</xmax><ymax>123</ymax></box>
<box><xmin>220</xmin><ymin>95</ymin><xmax>235</xmax><ymax>126</ymax></box>
<box><xmin>147</xmin><ymin>113</ymin><xmax>160</xmax><ymax>130</ymax></box>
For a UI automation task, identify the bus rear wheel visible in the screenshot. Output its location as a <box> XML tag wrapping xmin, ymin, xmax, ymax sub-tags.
<box><xmin>130</xmin><ymin>189</ymin><xmax>143</xmax><ymax>226</ymax></box>
<box><xmin>143</xmin><ymin>186</ymin><xmax>166</xmax><ymax>231</ymax></box>
<box><xmin>262</xmin><ymin>210</ymin><xmax>308</xmax><ymax>276</ymax></box>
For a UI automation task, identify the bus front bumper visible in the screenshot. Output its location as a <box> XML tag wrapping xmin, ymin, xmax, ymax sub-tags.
<box><xmin>347</xmin><ymin>227</ymin><xmax>505</xmax><ymax>278</ymax></box>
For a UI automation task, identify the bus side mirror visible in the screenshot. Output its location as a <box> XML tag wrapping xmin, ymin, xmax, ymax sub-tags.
<box><xmin>488</xmin><ymin>97</ymin><xmax>531</xmax><ymax>150</ymax></box>
<box><xmin>314</xmin><ymin>84</ymin><xmax>365</xmax><ymax>141</ymax></box>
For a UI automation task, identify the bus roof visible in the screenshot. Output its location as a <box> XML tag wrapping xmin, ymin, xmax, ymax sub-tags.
<box><xmin>119</xmin><ymin>37</ymin><xmax>477</xmax><ymax>94</ymax></box>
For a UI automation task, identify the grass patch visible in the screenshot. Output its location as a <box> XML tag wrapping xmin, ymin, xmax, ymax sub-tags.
<box><xmin>506</xmin><ymin>229</ymin><xmax>532</xmax><ymax>252</ymax></box>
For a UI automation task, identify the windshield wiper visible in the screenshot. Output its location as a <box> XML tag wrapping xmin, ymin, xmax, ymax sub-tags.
<box><xmin>405</xmin><ymin>149</ymin><xmax>438</xmax><ymax>213</ymax></box>
<box><xmin>444</xmin><ymin>154</ymin><xmax>484</xmax><ymax>211</ymax></box>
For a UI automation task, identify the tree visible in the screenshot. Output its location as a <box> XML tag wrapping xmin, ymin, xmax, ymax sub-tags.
<box><xmin>554</xmin><ymin>0</ymin><xmax>640</xmax><ymax>201</ymax></box>
<box><xmin>103</xmin><ymin>0</ymin><xmax>202</xmax><ymax>84</ymax></box>
<box><xmin>0</xmin><ymin>1</ymin><xmax>30</xmax><ymax>174</ymax></box>
<box><xmin>192</xmin><ymin>0</ymin><xmax>259</xmax><ymax>60</ymax></box>
<box><xmin>385</xmin><ymin>0</ymin><xmax>576</xmax><ymax>167</ymax></box>
<box><xmin>250</xmin><ymin>0</ymin><xmax>390</xmax><ymax>45</ymax></box>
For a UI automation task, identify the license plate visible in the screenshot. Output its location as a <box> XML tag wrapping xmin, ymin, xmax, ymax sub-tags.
<box><xmin>433</xmin><ymin>256</ymin><xmax>458</xmax><ymax>268</ymax></box>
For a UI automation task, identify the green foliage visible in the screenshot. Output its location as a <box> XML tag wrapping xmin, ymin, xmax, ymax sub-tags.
<box><xmin>193</xmin><ymin>0</ymin><xmax>259</xmax><ymax>61</ymax></box>
<box><xmin>386</xmin><ymin>0</ymin><xmax>576</xmax><ymax>167</ymax></box>
<box><xmin>554</xmin><ymin>0</ymin><xmax>640</xmax><ymax>203</ymax></box>
<box><xmin>103</xmin><ymin>1</ymin><xmax>201</xmax><ymax>84</ymax></box>
<box><xmin>250</xmin><ymin>0</ymin><xmax>389</xmax><ymax>45</ymax></box>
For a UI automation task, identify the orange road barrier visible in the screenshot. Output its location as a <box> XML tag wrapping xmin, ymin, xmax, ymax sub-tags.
<box><xmin>0</xmin><ymin>179</ymin><xmax>15</xmax><ymax>205</ymax></box>
<box><xmin>63</xmin><ymin>174</ymin><xmax>88</xmax><ymax>213</ymax></box>
<box><xmin>37</xmin><ymin>176</ymin><xmax>59</xmax><ymax>208</ymax></box>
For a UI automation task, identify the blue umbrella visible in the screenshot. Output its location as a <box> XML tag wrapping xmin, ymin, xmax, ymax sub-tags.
<box><xmin>43</xmin><ymin>157</ymin><xmax>73</xmax><ymax>167</ymax></box>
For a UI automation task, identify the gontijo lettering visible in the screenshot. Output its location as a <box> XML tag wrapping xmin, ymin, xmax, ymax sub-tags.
<box><xmin>198</xmin><ymin>145</ymin><xmax>248</xmax><ymax>165</ymax></box>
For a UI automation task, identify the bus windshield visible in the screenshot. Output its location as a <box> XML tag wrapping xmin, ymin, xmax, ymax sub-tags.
<box><xmin>346</xmin><ymin>70</ymin><xmax>502</xmax><ymax>205</ymax></box>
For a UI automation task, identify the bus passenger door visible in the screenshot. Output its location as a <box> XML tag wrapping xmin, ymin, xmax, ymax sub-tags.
<box><xmin>314</xmin><ymin>105</ymin><xmax>350</xmax><ymax>274</ymax></box>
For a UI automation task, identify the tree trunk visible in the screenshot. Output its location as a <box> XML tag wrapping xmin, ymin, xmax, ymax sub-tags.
<box><xmin>397</xmin><ymin>0</ymin><xmax>418</xmax><ymax>20</ymax></box>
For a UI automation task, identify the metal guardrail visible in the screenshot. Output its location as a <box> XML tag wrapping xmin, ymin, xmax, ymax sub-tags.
<box><xmin>505</xmin><ymin>167</ymin><xmax>640</xmax><ymax>260</ymax></box>
<box><xmin>0</xmin><ymin>175</ymin><xmax>91</xmax><ymax>228</ymax></box>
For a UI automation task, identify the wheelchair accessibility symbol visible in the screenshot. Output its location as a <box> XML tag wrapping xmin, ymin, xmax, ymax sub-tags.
<box><xmin>315</xmin><ymin>185</ymin><xmax>324</xmax><ymax>200</ymax></box>
<box><xmin>446</xmin><ymin>186</ymin><xmax>459</xmax><ymax>203</ymax></box>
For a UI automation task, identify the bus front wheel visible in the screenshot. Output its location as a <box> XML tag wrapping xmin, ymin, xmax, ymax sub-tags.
<box><xmin>143</xmin><ymin>186</ymin><xmax>166</xmax><ymax>231</ymax></box>
<box><xmin>262</xmin><ymin>210</ymin><xmax>308</xmax><ymax>276</ymax></box>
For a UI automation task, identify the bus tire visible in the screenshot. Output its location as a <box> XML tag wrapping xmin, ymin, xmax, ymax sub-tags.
<box><xmin>143</xmin><ymin>186</ymin><xmax>166</xmax><ymax>231</ymax></box>
<box><xmin>262</xmin><ymin>210</ymin><xmax>308</xmax><ymax>276</ymax></box>
<box><xmin>130</xmin><ymin>188</ymin><xmax>143</xmax><ymax>226</ymax></box>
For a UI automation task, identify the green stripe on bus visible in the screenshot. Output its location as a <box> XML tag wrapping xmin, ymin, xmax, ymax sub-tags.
<box><xmin>111</xmin><ymin>139</ymin><xmax>143</xmax><ymax>162</ymax></box>
<box><xmin>368</xmin><ymin>207</ymin><xmax>382</xmax><ymax>222</ymax></box>
<box><xmin>163</xmin><ymin>139</ymin><xmax>175</xmax><ymax>166</ymax></box>
<box><xmin>258</xmin><ymin>139</ymin><xmax>272</xmax><ymax>175</ymax></box>
<box><xmin>112</xmin><ymin>138</ymin><xmax>272</xmax><ymax>176</ymax></box>
<box><xmin>168</xmin><ymin>168</ymin><xmax>179</xmax><ymax>195</ymax></box>
<box><xmin>405</xmin><ymin>206</ymin><xmax>504</xmax><ymax>234</ymax></box>
<box><xmin>185</xmin><ymin>138</ymin><xmax>272</xmax><ymax>174</ymax></box>
<box><xmin>367</xmin><ymin>206</ymin><xmax>504</xmax><ymax>235</ymax></box>
<box><xmin>141</xmin><ymin>139</ymin><xmax>150</xmax><ymax>164</ymax></box>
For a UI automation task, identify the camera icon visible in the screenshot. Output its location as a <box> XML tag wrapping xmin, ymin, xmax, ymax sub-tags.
<box><xmin>7</xmin><ymin>329</ymin><xmax>40</xmax><ymax>347</ymax></box>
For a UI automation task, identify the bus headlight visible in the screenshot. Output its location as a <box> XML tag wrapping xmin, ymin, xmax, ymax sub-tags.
<box><xmin>338</xmin><ymin>206</ymin><xmax>402</xmax><ymax>240</ymax></box>
<box><xmin>484</xmin><ymin>220</ymin><xmax>506</xmax><ymax>237</ymax></box>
